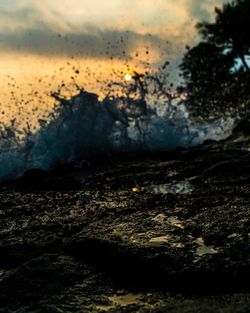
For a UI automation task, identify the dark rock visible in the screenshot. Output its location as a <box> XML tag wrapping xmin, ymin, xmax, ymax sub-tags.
<box><xmin>7</xmin><ymin>167</ymin><xmax>83</xmax><ymax>191</ymax></box>
<box><xmin>1</xmin><ymin>141</ymin><xmax>250</xmax><ymax>312</ymax></box>
<box><xmin>232</xmin><ymin>119</ymin><xmax>250</xmax><ymax>137</ymax></box>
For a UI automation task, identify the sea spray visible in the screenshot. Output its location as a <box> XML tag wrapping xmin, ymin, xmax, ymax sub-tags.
<box><xmin>0</xmin><ymin>77</ymin><xmax>234</xmax><ymax>183</ymax></box>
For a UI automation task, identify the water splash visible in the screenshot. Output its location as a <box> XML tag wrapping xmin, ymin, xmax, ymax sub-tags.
<box><xmin>0</xmin><ymin>73</ymin><xmax>234</xmax><ymax>183</ymax></box>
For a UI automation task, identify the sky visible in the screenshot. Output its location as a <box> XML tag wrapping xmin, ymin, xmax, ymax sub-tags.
<box><xmin>0</xmin><ymin>0</ymin><xmax>226</xmax><ymax>126</ymax></box>
<box><xmin>0</xmin><ymin>0</ymin><xmax>226</xmax><ymax>59</ymax></box>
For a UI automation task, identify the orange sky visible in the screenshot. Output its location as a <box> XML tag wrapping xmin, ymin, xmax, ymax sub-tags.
<box><xmin>0</xmin><ymin>0</ymin><xmax>226</xmax><ymax>127</ymax></box>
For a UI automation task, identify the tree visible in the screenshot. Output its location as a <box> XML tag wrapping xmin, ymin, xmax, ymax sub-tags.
<box><xmin>197</xmin><ymin>0</ymin><xmax>250</xmax><ymax>71</ymax></box>
<box><xmin>179</xmin><ymin>42</ymin><xmax>234</xmax><ymax>96</ymax></box>
<box><xmin>178</xmin><ymin>0</ymin><xmax>250</xmax><ymax>120</ymax></box>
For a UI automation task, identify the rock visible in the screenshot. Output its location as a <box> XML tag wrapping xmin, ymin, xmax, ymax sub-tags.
<box><xmin>0</xmin><ymin>141</ymin><xmax>250</xmax><ymax>312</ymax></box>
<box><xmin>7</xmin><ymin>167</ymin><xmax>83</xmax><ymax>191</ymax></box>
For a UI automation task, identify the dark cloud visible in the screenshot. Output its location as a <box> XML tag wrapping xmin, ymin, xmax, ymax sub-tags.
<box><xmin>0</xmin><ymin>0</ymin><xmax>226</xmax><ymax>71</ymax></box>
<box><xmin>0</xmin><ymin>27</ymin><xmax>165</xmax><ymax>59</ymax></box>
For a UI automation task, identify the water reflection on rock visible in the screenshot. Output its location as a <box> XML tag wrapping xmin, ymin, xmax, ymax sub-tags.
<box><xmin>145</xmin><ymin>181</ymin><xmax>193</xmax><ymax>195</ymax></box>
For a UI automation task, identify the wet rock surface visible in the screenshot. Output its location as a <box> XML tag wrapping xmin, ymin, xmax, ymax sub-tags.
<box><xmin>1</xmin><ymin>138</ymin><xmax>250</xmax><ymax>312</ymax></box>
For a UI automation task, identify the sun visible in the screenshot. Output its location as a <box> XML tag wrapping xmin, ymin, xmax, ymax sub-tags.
<box><xmin>124</xmin><ymin>73</ymin><xmax>132</xmax><ymax>81</ymax></box>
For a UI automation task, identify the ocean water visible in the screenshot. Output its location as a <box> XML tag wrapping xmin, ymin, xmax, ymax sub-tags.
<box><xmin>0</xmin><ymin>75</ymin><xmax>234</xmax><ymax>183</ymax></box>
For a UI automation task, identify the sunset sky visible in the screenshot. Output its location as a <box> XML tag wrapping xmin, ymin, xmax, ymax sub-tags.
<box><xmin>0</xmin><ymin>0</ymin><xmax>226</xmax><ymax>126</ymax></box>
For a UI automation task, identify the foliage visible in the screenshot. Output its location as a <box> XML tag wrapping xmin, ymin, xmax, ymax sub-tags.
<box><xmin>197</xmin><ymin>0</ymin><xmax>250</xmax><ymax>71</ymax></box>
<box><xmin>179</xmin><ymin>0</ymin><xmax>250</xmax><ymax>119</ymax></box>
<box><xmin>179</xmin><ymin>42</ymin><xmax>234</xmax><ymax>95</ymax></box>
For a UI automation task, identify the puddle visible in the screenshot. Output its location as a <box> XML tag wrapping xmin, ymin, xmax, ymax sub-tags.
<box><xmin>149</xmin><ymin>235</ymin><xmax>185</xmax><ymax>248</ymax></box>
<box><xmin>149</xmin><ymin>235</ymin><xmax>172</xmax><ymax>245</ymax></box>
<box><xmin>145</xmin><ymin>182</ymin><xmax>193</xmax><ymax>195</ymax></box>
<box><xmin>152</xmin><ymin>214</ymin><xmax>184</xmax><ymax>229</ymax></box>
<box><xmin>96</xmin><ymin>293</ymin><xmax>142</xmax><ymax>311</ymax></box>
<box><xmin>167</xmin><ymin>217</ymin><xmax>184</xmax><ymax>229</ymax></box>
<box><xmin>152</xmin><ymin>213</ymin><xmax>167</xmax><ymax>223</ymax></box>
<box><xmin>194</xmin><ymin>237</ymin><xmax>219</xmax><ymax>257</ymax></box>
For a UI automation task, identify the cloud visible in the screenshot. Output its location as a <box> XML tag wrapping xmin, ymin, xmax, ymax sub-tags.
<box><xmin>184</xmin><ymin>0</ymin><xmax>225</xmax><ymax>21</ymax></box>
<box><xmin>0</xmin><ymin>27</ymin><xmax>166</xmax><ymax>60</ymax></box>
<box><xmin>0</xmin><ymin>0</ymin><xmax>227</xmax><ymax>62</ymax></box>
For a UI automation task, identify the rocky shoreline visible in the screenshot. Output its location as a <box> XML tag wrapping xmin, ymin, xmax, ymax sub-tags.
<box><xmin>1</xmin><ymin>132</ymin><xmax>250</xmax><ymax>312</ymax></box>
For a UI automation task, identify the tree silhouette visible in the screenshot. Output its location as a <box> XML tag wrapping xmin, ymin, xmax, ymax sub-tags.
<box><xmin>197</xmin><ymin>0</ymin><xmax>250</xmax><ymax>71</ymax></box>
<box><xmin>178</xmin><ymin>0</ymin><xmax>250</xmax><ymax>119</ymax></box>
<box><xmin>180</xmin><ymin>42</ymin><xmax>234</xmax><ymax>96</ymax></box>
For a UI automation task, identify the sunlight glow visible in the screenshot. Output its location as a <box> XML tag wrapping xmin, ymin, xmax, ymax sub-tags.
<box><xmin>124</xmin><ymin>73</ymin><xmax>132</xmax><ymax>81</ymax></box>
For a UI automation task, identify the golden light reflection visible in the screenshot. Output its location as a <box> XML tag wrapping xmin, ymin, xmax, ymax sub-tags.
<box><xmin>132</xmin><ymin>187</ymin><xmax>139</xmax><ymax>193</ymax></box>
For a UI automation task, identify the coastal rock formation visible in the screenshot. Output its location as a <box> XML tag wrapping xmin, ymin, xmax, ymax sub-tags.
<box><xmin>0</xmin><ymin>138</ymin><xmax>250</xmax><ymax>312</ymax></box>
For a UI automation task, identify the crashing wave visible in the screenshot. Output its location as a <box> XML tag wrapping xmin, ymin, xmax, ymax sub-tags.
<box><xmin>0</xmin><ymin>81</ymin><xmax>234</xmax><ymax>183</ymax></box>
